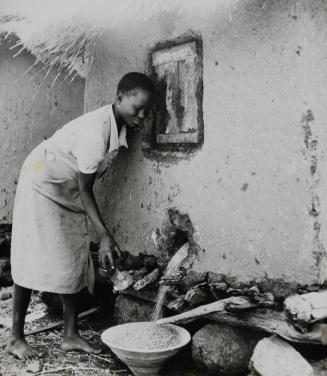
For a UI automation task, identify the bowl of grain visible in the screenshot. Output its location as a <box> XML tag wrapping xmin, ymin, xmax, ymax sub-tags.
<box><xmin>101</xmin><ymin>321</ymin><xmax>191</xmax><ymax>376</ymax></box>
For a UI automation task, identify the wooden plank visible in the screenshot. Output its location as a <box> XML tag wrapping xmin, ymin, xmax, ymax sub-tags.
<box><xmin>133</xmin><ymin>268</ymin><xmax>161</xmax><ymax>291</ymax></box>
<box><xmin>152</xmin><ymin>42</ymin><xmax>197</xmax><ymax>65</ymax></box>
<box><xmin>156</xmin><ymin>296</ymin><xmax>255</xmax><ymax>325</ymax></box>
<box><xmin>156</xmin><ymin>297</ymin><xmax>327</xmax><ymax>345</ymax></box>
<box><xmin>178</xmin><ymin>58</ymin><xmax>198</xmax><ymax>133</ymax></box>
<box><xmin>25</xmin><ymin>306</ymin><xmax>101</xmax><ymax>336</ymax></box>
<box><xmin>154</xmin><ymin>62</ymin><xmax>179</xmax><ymax>135</ymax></box>
<box><xmin>156</xmin><ymin>133</ymin><xmax>198</xmax><ymax>144</ymax></box>
<box><xmin>152</xmin><ymin>40</ymin><xmax>201</xmax><ymax>146</ymax></box>
<box><xmin>206</xmin><ymin>311</ymin><xmax>327</xmax><ymax>345</ymax></box>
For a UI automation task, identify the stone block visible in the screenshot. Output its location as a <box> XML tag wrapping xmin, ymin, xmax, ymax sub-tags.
<box><xmin>249</xmin><ymin>336</ymin><xmax>314</xmax><ymax>376</ymax></box>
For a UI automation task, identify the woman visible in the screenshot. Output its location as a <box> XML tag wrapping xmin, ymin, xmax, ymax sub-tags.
<box><xmin>8</xmin><ymin>72</ymin><xmax>155</xmax><ymax>359</ymax></box>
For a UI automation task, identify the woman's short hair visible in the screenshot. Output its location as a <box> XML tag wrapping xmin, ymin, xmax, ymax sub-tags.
<box><xmin>117</xmin><ymin>72</ymin><xmax>155</xmax><ymax>97</ymax></box>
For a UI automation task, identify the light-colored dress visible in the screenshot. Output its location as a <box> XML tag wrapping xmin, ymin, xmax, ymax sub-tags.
<box><xmin>10</xmin><ymin>104</ymin><xmax>128</xmax><ymax>294</ymax></box>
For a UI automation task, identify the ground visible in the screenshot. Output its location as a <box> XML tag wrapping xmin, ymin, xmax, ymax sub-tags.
<box><xmin>0</xmin><ymin>287</ymin><xmax>209</xmax><ymax>376</ymax></box>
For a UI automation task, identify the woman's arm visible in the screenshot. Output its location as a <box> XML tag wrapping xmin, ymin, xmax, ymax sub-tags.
<box><xmin>79</xmin><ymin>171</ymin><xmax>121</xmax><ymax>269</ymax></box>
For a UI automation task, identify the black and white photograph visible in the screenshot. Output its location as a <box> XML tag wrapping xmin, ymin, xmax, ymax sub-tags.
<box><xmin>0</xmin><ymin>1</ymin><xmax>326</xmax><ymax>375</ymax></box>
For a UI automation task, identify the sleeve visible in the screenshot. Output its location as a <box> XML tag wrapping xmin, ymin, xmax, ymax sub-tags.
<box><xmin>71</xmin><ymin>129</ymin><xmax>106</xmax><ymax>174</ymax></box>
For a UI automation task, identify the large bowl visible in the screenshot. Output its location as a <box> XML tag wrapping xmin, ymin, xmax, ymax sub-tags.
<box><xmin>101</xmin><ymin>322</ymin><xmax>191</xmax><ymax>376</ymax></box>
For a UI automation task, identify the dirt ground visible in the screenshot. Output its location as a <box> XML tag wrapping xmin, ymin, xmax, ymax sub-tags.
<box><xmin>0</xmin><ymin>287</ymin><xmax>208</xmax><ymax>376</ymax></box>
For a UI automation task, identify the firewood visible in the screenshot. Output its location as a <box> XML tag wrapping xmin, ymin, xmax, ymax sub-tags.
<box><xmin>179</xmin><ymin>270</ymin><xmax>207</xmax><ymax>293</ymax></box>
<box><xmin>210</xmin><ymin>282</ymin><xmax>229</xmax><ymax>292</ymax></box>
<box><xmin>156</xmin><ymin>296</ymin><xmax>254</xmax><ymax>325</ymax></box>
<box><xmin>284</xmin><ymin>290</ymin><xmax>327</xmax><ymax>324</ymax></box>
<box><xmin>167</xmin><ymin>297</ymin><xmax>186</xmax><ymax>312</ymax></box>
<box><xmin>209</xmin><ymin>282</ymin><xmax>228</xmax><ymax>300</ymax></box>
<box><xmin>133</xmin><ymin>268</ymin><xmax>161</xmax><ymax>291</ymax></box>
<box><xmin>251</xmin><ymin>291</ymin><xmax>275</xmax><ymax>308</ymax></box>
<box><xmin>158</xmin><ymin>301</ymin><xmax>327</xmax><ymax>346</ymax></box>
<box><xmin>206</xmin><ymin>311</ymin><xmax>327</xmax><ymax>346</ymax></box>
<box><xmin>184</xmin><ymin>283</ymin><xmax>212</xmax><ymax>307</ymax></box>
<box><xmin>167</xmin><ymin>287</ymin><xmax>184</xmax><ymax>300</ymax></box>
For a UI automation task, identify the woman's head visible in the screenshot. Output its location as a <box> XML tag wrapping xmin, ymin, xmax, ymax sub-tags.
<box><xmin>115</xmin><ymin>72</ymin><xmax>155</xmax><ymax>130</ymax></box>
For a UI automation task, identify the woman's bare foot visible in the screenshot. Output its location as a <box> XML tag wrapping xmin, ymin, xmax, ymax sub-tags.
<box><xmin>61</xmin><ymin>335</ymin><xmax>101</xmax><ymax>354</ymax></box>
<box><xmin>7</xmin><ymin>338</ymin><xmax>39</xmax><ymax>360</ymax></box>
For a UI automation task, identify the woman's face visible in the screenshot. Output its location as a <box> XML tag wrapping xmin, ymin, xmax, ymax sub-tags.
<box><xmin>117</xmin><ymin>88</ymin><xmax>154</xmax><ymax>130</ymax></box>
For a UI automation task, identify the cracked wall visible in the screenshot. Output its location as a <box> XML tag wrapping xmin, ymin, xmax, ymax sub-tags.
<box><xmin>301</xmin><ymin>110</ymin><xmax>327</xmax><ymax>283</ymax></box>
<box><xmin>85</xmin><ymin>0</ymin><xmax>327</xmax><ymax>285</ymax></box>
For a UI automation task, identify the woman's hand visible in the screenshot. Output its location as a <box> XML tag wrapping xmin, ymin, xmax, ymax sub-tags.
<box><xmin>78</xmin><ymin>172</ymin><xmax>122</xmax><ymax>270</ymax></box>
<box><xmin>98</xmin><ymin>235</ymin><xmax>122</xmax><ymax>270</ymax></box>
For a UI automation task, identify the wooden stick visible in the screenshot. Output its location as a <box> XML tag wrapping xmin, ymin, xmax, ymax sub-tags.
<box><xmin>25</xmin><ymin>306</ymin><xmax>101</xmax><ymax>336</ymax></box>
<box><xmin>133</xmin><ymin>268</ymin><xmax>161</xmax><ymax>291</ymax></box>
<box><xmin>90</xmin><ymin>353</ymin><xmax>114</xmax><ymax>364</ymax></box>
<box><xmin>156</xmin><ymin>296</ymin><xmax>253</xmax><ymax>324</ymax></box>
<box><xmin>34</xmin><ymin>366</ymin><xmax>104</xmax><ymax>375</ymax></box>
<box><xmin>156</xmin><ymin>297</ymin><xmax>327</xmax><ymax>345</ymax></box>
<box><xmin>284</xmin><ymin>290</ymin><xmax>327</xmax><ymax>324</ymax></box>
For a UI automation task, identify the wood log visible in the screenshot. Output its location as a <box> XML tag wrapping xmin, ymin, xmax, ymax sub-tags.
<box><xmin>284</xmin><ymin>290</ymin><xmax>327</xmax><ymax>324</ymax></box>
<box><xmin>206</xmin><ymin>311</ymin><xmax>327</xmax><ymax>346</ymax></box>
<box><xmin>133</xmin><ymin>268</ymin><xmax>161</xmax><ymax>291</ymax></box>
<box><xmin>184</xmin><ymin>283</ymin><xmax>213</xmax><ymax>307</ymax></box>
<box><xmin>156</xmin><ymin>298</ymin><xmax>327</xmax><ymax>345</ymax></box>
<box><xmin>156</xmin><ymin>296</ymin><xmax>255</xmax><ymax>324</ymax></box>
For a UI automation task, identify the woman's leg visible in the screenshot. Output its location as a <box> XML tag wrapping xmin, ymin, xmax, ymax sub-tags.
<box><xmin>60</xmin><ymin>293</ymin><xmax>100</xmax><ymax>353</ymax></box>
<box><xmin>7</xmin><ymin>284</ymin><xmax>38</xmax><ymax>359</ymax></box>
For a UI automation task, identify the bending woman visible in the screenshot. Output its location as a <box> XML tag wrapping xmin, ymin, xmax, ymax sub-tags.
<box><xmin>8</xmin><ymin>72</ymin><xmax>155</xmax><ymax>359</ymax></box>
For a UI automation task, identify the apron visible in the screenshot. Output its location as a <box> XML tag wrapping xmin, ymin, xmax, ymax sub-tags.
<box><xmin>10</xmin><ymin>105</ymin><xmax>127</xmax><ymax>294</ymax></box>
<box><xmin>11</xmin><ymin>142</ymin><xmax>94</xmax><ymax>294</ymax></box>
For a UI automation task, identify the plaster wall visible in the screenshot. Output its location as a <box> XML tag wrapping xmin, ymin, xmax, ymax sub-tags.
<box><xmin>85</xmin><ymin>0</ymin><xmax>327</xmax><ymax>284</ymax></box>
<box><xmin>0</xmin><ymin>38</ymin><xmax>85</xmax><ymax>222</ymax></box>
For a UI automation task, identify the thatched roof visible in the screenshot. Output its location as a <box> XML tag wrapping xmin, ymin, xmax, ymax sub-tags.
<box><xmin>0</xmin><ymin>13</ymin><xmax>99</xmax><ymax>80</ymax></box>
<box><xmin>0</xmin><ymin>0</ymin><xmax>240</xmax><ymax>81</ymax></box>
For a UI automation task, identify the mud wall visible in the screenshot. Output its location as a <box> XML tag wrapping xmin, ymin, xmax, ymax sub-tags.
<box><xmin>0</xmin><ymin>37</ymin><xmax>85</xmax><ymax>222</ymax></box>
<box><xmin>84</xmin><ymin>0</ymin><xmax>327</xmax><ymax>285</ymax></box>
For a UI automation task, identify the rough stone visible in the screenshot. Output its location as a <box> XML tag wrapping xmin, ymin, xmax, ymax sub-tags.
<box><xmin>224</xmin><ymin>276</ymin><xmax>253</xmax><ymax>290</ymax></box>
<box><xmin>192</xmin><ymin>323</ymin><xmax>260</xmax><ymax>375</ymax></box>
<box><xmin>256</xmin><ymin>279</ymin><xmax>300</xmax><ymax>300</ymax></box>
<box><xmin>207</xmin><ymin>271</ymin><xmax>225</xmax><ymax>284</ymax></box>
<box><xmin>114</xmin><ymin>294</ymin><xmax>155</xmax><ymax>324</ymax></box>
<box><xmin>249</xmin><ymin>336</ymin><xmax>314</xmax><ymax>376</ymax></box>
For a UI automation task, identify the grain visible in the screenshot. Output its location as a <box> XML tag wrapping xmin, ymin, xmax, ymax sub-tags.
<box><xmin>110</xmin><ymin>323</ymin><xmax>180</xmax><ymax>351</ymax></box>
